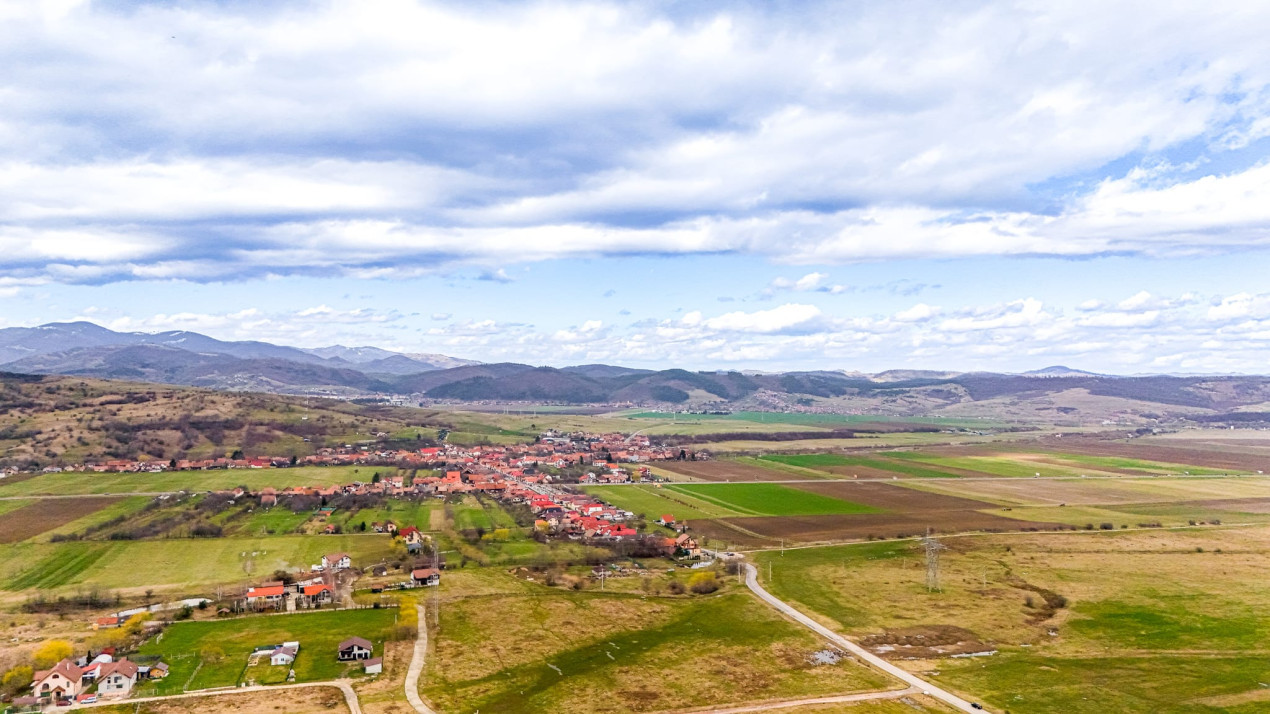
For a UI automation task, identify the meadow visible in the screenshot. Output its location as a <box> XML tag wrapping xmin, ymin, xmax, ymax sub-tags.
<box><xmin>751</xmin><ymin>525</ymin><xmax>1270</xmax><ymax>713</ymax></box>
<box><xmin>137</xmin><ymin>607</ymin><xmax>400</xmax><ymax>693</ymax></box>
<box><xmin>0</xmin><ymin>534</ymin><xmax>393</xmax><ymax>596</ymax></box>
<box><xmin>581</xmin><ymin>484</ymin><xmax>734</xmax><ymax>520</ymax></box>
<box><xmin>422</xmin><ymin>582</ymin><xmax>895</xmax><ymax>713</ymax></box>
<box><xmin>0</xmin><ymin>465</ymin><xmax>386</xmax><ymax>497</ymax></box>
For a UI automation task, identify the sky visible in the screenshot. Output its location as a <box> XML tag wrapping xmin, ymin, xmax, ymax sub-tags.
<box><xmin>3</xmin><ymin>0</ymin><xmax>1270</xmax><ymax>373</ymax></box>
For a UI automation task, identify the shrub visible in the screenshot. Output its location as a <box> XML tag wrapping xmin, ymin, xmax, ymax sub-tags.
<box><xmin>667</xmin><ymin>580</ymin><xmax>686</xmax><ymax>595</ymax></box>
<box><xmin>688</xmin><ymin>572</ymin><xmax>719</xmax><ymax>594</ymax></box>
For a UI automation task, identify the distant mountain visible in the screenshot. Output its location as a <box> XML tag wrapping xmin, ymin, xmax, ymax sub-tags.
<box><xmin>1023</xmin><ymin>365</ymin><xmax>1104</xmax><ymax>377</ymax></box>
<box><xmin>6</xmin><ymin>322</ymin><xmax>1270</xmax><ymax>420</ymax></box>
<box><xmin>304</xmin><ymin>345</ymin><xmax>478</xmax><ymax>370</ymax></box>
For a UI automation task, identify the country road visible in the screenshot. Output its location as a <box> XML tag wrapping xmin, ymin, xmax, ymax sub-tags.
<box><xmin>688</xmin><ymin>687</ymin><xmax>921</xmax><ymax>713</ymax></box>
<box><xmin>75</xmin><ymin>680</ymin><xmax>361</xmax><ymax>713</ymax></box>
<box><xmin>405</xmin><ymin>604</ymin><xmax>438</xmax><ymax>714</ymax></box>
<box><xmin>743</xmin><ymin>563</ymin><xmax>984</xmax><ymax>713</ymax></box>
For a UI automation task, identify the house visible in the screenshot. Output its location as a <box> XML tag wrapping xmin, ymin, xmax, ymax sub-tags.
<box><xmin>323</xmin><ymin>552</ymin><xmax>352</xmax><ymax>571</ymax></box>
<box><xmin>657</xmin><ymin>514</ymin><xmax>676</xmax><ymax>527</ymax></box>
<box><xmin>674</xmin><ymin>533</ymin><xmax>701</xmax><ymax>558</ymax></box>
<box><xmin>94</xmin><ymin>616</ymin><xmax>122</xmax><ymax>630</ymax></box>
<box><xmin>270</xmin><ymin>647</ymin><xmax>297</xmax><ymax>666</ymax></box>
<box><xmin>97</xmin><ymin>659</ymin><xmax>139</xmax><ymax>698</ymax></box>
<box><xmin>337</xmin><ymin>636</ymin><xmax>374</xmax><ymax>661</ymax></box>
<box><xmin>411</xmin><ymin>568</ymin><xmax>440</xmax><ymax>587</ymax></box>
<box><xmin>299</xmin><ymin>583</ymin><xmax>334</xmax><ymax>606</ymax></box>
<box><xmin>32</xmin><ymin>659</ymin><xmax>82</xmax><ymax>702</ymax></box>
<box><xmin>245</xmin><ymin>584</ymin><xmax>287</xmax><ymax>608</ymax></box>
<box><xmin>363</xmin><ymin>657</ymin><xmax>383</xmax><ymax>675</ymax></box>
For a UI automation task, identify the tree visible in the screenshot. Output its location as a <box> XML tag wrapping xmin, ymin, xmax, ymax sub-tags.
<box><xmin>372</xmin><ymin>472</ymin><xmax>381</xmax><ymax>483</ymax></box>
<box><xmin>33</xmin><ymin>640</ymin><xmax>73</xmax><ymax>668</ymax></box>
<box><xmin>1</xmin><ymin>665</ymin><xmax>33</xmax><ymax>697</ymax></box>
<box><xmin>231</xmin><ymin>449</ymin><xmax>244</xmax><ymax>460</ymax></box>
<box><xmin>122</xmin><ymin>612</ymin><xmax>151</xmax><ymax>636</ymax></box>
<box><xmin>290</xmin><ymin>455</ymin><xmax>298</xmax><ymax>466</ymax></box>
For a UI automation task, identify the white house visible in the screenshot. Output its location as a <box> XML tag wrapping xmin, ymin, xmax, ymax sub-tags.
<box><xmin>337</xmin><ymin>636</ymin><xmax>373</xmax><ymax>661</ymax></box>
<box><xmin>322</xmin><ymin>552</ymin><xmax>352</xmax><ymax>571</ymax></box>
<box><xmin>270</xmin><ymin>647</ymin><xmax>297</xmax><ymax>666</ymax></box>
<box><xmin>97</xmin><ymin>659</ymin><xmax>139</xmax><ymax>699</ymax></box>
<box><xmin>363</xmin><ymin>657</ymin><xmax>383</xmax><ymax>675</ymax></box>
<box><xmin>32</xmin><ymin>659</ymin><xmax>82</xmax><ymax>702</ymax></box>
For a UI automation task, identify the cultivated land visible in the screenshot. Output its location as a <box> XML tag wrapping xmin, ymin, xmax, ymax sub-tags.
<box><xmin>422</xmin><ymin>571</ymin><xmax>896</xmax><ymax>714</ymax></box>
<box><xmin>0</xmin><ymin>496</ymin><xmax>124</xmax><ymax>543</ymax></box>
<box><xmin>751</xmin><ymin>526</ymin><xmax>1270</xmax><ymax>713</ymax></box>
<box><xmin>137</xmin><ymin>608</ymin><xmax>399</xmax><ymax>693</ymax></box>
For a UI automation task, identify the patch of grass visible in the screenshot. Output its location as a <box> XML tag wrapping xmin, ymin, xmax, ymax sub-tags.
<box><xmin>761</xmin><ymin>453</ymin><xmax>964</xmax><ymax>478</ymax></box>
<box><xmin>138</xmin><ymin>608</ymin><xmax>400</xmax><ymax>692</ymax></box>
<box><xmin>940</xmin><ymin>653</ymin><xmax>1270</xmax><ymax>714</ymax></box>
<box><xmin>666</xmin><ymin>483</ymin><xmax>882</xmax><ymax>516</ymax></box>
<box><xmin>0</xmin><ymin>466</ymin><xmax>382</xmax><ymax>497</ymax></box>
<box><xmin>424</xmin><ymin>590</ymin><xmax>893</xmax><ymax>713</ymax></box>
<box><xmin>1067</xmin><ymin>598</ymin><xmax>1270</xmax><ymax>650</ymax></box>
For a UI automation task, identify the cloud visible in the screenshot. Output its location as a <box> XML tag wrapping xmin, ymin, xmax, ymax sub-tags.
<box><xmin>476</xmin><ymin>268</ymin><xmax>514</xmax><ymax>283</ymax></box>
<box><xmin>0</xmin><ymin>2</ymin><xmax>1269</xmax><ymax>283</ymax></box>
<box><xmin>702</xmin><ymin>303</ymin><xmax>825</xmax><ymax>334</ymax></box>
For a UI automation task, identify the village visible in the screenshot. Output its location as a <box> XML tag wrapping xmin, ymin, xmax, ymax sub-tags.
<box><xmin>5</xmin><ymin>430</ymin><xmax>708</xmax><ymax>709</ymax></box>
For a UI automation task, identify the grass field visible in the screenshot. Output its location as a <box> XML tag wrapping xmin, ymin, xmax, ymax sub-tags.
<box><xmin>665</xmin><ymin>483</ymin><xmax>882</xmax><ymax>517</ymax></box>
<box><xmin>138</xmin><ymin>608</ymin><xmax>400</xmax><ymax>693</ymax></box>
<box><xmin>759</xmin><ymin>453</ymin><xmax>964</xmax><ymax>479</ymax></box>
<box><xmin>36</xmin><ymin>495</ymin><xmax>154</xmax><ymax>540</ymax></box>
<box><xmin>0</xmin><ymin>534</ymin><xmax>392</xmax><ymax>595</ymax></box>
<box><xmin>581</xmin><ymin>484</ymin><xmax>734</xmax><ymax>520</ymax></box>
<box><xmin>751</xmin><ymin>526</ymin><xmax>1270</xmax><ymax>713</ymax></box>
<box><xmin>423</xmin><ymin>587</ymin><xmax>894</xmax><ymax>713</ymax></box>
<box><xmin>902</xmin><ymin>475</ymin><xmax>1270</xmax><ymax>507</ymax></box>
<box><xmin>0</xmin><ymin>466</ymin><xmax>388</xmax><ymax>497</ymax></box>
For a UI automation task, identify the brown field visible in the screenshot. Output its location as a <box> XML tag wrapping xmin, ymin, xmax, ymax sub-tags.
<box><xmin>0</xmin><ymin>496</ymin><xmax>122</xmax><ymax>543</ymax></box>
<box><xmin>696</xmin><ymin>510</ymin><xmax>1060</xmax><ymax>546</ymax></box>
<box><xmin>790</xmin><ymin>481</ymin><xmax>1001</xmax><ymax>511</ymax></box>
<box><xmin>897</xmin><ymin>478</ymin><xmax>1174</xmax><ymax>506</ymax></box>
<box><xmin>88</xmin><ymin>686</ymin><xmax>351</xmax><ymax>714</ymax></box>
<box><xmin>689</xmin><ymin>481</ymin><xmax>1060</xmax><ymax>546</ymax></box>
<box><xmin>657</xmin><ymin>459</ymin><xmax>804</xmax><ymax>482</ymax></box>
<box><xmin>1030</xmin><ymin>434</ymin><xmax>1270</xmax><ymax>471</ymax></box>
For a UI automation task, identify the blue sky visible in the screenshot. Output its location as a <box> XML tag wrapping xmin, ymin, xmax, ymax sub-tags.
<box><xmin>3</xmin><ymin>0</ymin><xmax>1270</xmax><ymax>373</ymax></box>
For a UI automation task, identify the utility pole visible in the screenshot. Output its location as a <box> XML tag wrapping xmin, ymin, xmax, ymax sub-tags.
<box><xmin>921</xmin><ymin>528</ymin><xmax>946</xmax><ymax>593</ymax></box>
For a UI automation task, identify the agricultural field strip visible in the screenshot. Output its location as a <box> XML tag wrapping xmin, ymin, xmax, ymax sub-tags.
<box><xmin>0</xmin><ymin>496</ymin><xmax>125</xmax><ymax>544</ymax></box>
<box><xmin>666</xmin><ymin>484</ymin><xmax>882</xmax><ymax>517</ymax></box>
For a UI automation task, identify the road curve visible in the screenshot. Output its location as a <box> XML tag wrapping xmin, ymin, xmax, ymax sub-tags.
<box><xmin>75</xmin><ymin>681</ymin><xmax>361</xmax><ymax>713</ymax></box>
<box><xmin>405</xmin><ymin>604</ymin><xmax>439</xmax><ymax>714</ymax></box>
<box><xmin>743</xmin><ymin>564</ymin><xmax>983</xmax><ymax>713</ymax></box>
<box><xmin>689</xmin><ymin>687</ymin><xmax>920</xmax><ymax>713</ymax></box>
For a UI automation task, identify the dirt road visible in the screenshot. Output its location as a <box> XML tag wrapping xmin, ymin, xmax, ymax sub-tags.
<box><xmin>743</xmin><ymin>563</ymin><xmax>984</xmax><ymax>713</ymax></box>
<box><xmin>404</xmin><ymin>604</ymin><xmax>438</xmax><ymax>714</ymax></box>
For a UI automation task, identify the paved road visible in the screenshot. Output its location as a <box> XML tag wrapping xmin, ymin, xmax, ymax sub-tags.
<box><xmin>405</xmin><ymin>604</ymin><xmax>439</xmax><ymax>714</ymax></box>
<box><xmin>691</xmin><ymin>687</ymin><xmax>921</xmax><ymax>713</ymax></box>
<box><xmin>74</xmin><ymin>680</ymin><xmax>361</xmax><ymax>713</ymax></box>
<box><xmin>743</xmin><ymin>564</ymin><xmax>983</xmax><ymax>713</ymax></box>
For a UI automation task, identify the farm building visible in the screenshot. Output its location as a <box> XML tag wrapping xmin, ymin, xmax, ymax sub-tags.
<box><xmin>411</xmin><ymin>568</ymin><xmax>441</xmax><ymax>587</ymax></box>
<box><xmin>363</xmin><ymin>657</ymin><xmax>383</xmax><ymax>675</ymax></box>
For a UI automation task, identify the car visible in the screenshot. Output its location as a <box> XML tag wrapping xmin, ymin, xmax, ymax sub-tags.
<box><xmin>971</xmin><ymin>704</ymin><xmax>984</xmax><ymax>710</ymax></box>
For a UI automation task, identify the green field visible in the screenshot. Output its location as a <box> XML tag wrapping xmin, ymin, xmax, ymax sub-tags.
<box><xmin>1032</xmin><ymin>450</ymin><xmax>1234</xmax><ymax>475</ymax></box>
<box><xmin>665</xmin><ymin>483</ymin><xmax>882</xmax><ymax>516</ymax></box>
<box><xmin>0</xmin><ymin>499</ymin><xmax>34</xmax><ymax>517</ymax></box>
<box><xmin>0</xmin><ymin>466</ymin><xmax>386</xmax><ymax>497</ymax></box>
<box><xmin>137</xmin><ymin>608</ymin><xmax>400</xmax><ymax>693</ymax></box>
<box><xmin>625</xmin><ymin>411</ymin><xmax>1002</xmax><ymax>429</ymax></box>
<box><xmin>423</xmin><ymin>588</ymin><xmax>893</xmax><ymax>713</ymax></box>
<box><xmin>752</xmin><ymin>526</ymin><xmax>1270</xmax><ymax>713</ymax></box>
<box><xmin>0</xmin><ymin>534</ymin><xmax>392</xmax><ymax>594</ymax></box>
<box><xmin>758</xmin><ymin>453</ymin><xmax>964</xmax><ymax>478</ymax></box>
<box><xmin>581</xmin><ymin>484</ymin><xmax>736</xmax><ymax>520</ymax></box>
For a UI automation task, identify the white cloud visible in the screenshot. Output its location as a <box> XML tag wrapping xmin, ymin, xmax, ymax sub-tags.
<box><xmin>702</xmin><ymin>303</ymin><xmax>824</xmax><ymax>333</ymax></box>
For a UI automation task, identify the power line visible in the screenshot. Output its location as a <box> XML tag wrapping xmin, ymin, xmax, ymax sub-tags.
<box><xmin>921</xmin><ymin>528</ymin><xmax>946</xmax><ymax>593</ymax></box>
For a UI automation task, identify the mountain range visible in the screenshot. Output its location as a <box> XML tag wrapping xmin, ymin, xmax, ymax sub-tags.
<box><xmin>3</xmin><ymin>322</ymin><xmax>1270</xmax><ymax>421</ymax></box>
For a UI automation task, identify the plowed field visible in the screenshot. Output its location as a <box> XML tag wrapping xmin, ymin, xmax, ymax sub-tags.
<box><xmin>0</xmin><ymin>497</ymin><xmax>122</xmax><ymax>543</ymax></box>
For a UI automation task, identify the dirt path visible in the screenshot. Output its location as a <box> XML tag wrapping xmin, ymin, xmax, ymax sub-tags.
<box><xmin>404</xmin><ymin>604</ymin><xmax>437</xmax><ymax>714</ymax></box>
<box><xmin>676</xmin><ymin>687</ymin><xmax>922</xmax><ymax>713</ymax></box>
<box><xmin>742</xmin><ymin>563</ymin><xmax>984</xmax><ymax>713</ymax></box>
<box><xmin>75</xmin><ymin>680</ymin><xmax>361</xmax><ymax>714</ymax></box>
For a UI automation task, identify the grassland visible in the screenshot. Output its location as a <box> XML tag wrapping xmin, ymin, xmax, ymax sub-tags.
<box><xmin>758</xmin><ymin>453</ymin><xmax>964</xmax><ymax>479</ymax></box>
<box><xmin>0</xmin><ymin>465</ymin><xmax>385</xmax><ymax>497</ymax></box>
<box><xmin>751</xmin><ymin>526</ymin><xmax>1270</xmax><ymax>713</ymax></box>
<box><xmin>137</xmin><ymin>608</ymin><xmax>400</xmax><ymax>693</ymax></box>
<box><xmin>0</xmin><ymin>534</ymin><xmax>392</xmax><ymax>596</ymax></box>
<box><xmin>423</xmin><ymin>585</ymin><xmax>895</xmax><ymax>713</ymax></box>
<box><xmin>581</xmin><ymin>484</ymin><xmax>734</xmax><ymax>520</ymax></box>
